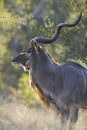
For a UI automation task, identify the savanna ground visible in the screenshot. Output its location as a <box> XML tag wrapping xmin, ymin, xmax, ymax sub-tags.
<box><xmin>0</xmin><ymin>96</ymin><xmax>87</xmax><ymax>130</ymax></box>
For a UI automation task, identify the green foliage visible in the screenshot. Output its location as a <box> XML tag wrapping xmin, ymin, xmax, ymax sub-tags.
<box><xmin>18</xmin><ymin>74</ymin><xmax>38</xmax><ymax>104</ymax></box>
<box><xmin>0</xmin><ymin>0</ymin><xmax>87</xmax><ymax>104</ymax></box>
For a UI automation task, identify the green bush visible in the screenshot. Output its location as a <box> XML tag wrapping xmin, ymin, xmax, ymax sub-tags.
<box><xmin>18</xmin><ymin>73</ymin><xmax>38</xmax><ymax>105</ymax></box>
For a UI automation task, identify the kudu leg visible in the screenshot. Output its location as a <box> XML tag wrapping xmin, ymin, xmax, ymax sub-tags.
<box><xmin>59</xmin><ymin>111</ymin><xmax>69</xmax><ymax>130</ymax></box>
<box><xmin>68</xmin><ymin>105</ymin><xmax>79</xmax><ymax>130</ymax></box>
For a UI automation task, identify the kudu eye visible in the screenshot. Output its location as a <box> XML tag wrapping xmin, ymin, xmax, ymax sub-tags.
<box><xmin>23</xmin><ymin>47</ymin><xmax>32</xmax><ymax>53</ymax></box>
<box><xmin>37</xmin><ymin>46</ymin><xmax>41</xmax><ymax>52</ymax></box>
<box><xmin>27</xmin><ymin>48</ymin><xmax>32</xmax><ymax>53</ymax></box>
<box><xmin>37</xmin><ymin>46</ymin><xmax>43</xmax><ymax>53</ymax></box>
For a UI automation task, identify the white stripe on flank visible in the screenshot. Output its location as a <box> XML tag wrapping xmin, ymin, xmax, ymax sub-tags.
<box><xmin>81</xmin><ymin>70</ymin><xmax>86</xmax><ymax>94</ymax></box>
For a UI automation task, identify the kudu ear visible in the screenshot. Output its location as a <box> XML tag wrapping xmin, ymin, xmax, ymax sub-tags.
<box><xmin>30</xmin><ymin>39</ymin><xmax>39</xmax><ymax>54</ymax></box>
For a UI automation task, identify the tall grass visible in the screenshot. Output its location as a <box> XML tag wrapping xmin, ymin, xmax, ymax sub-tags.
<box><xmin>0</xmin><ymin>96</ymin><xmax>87</xmax><ymax>130</ymax></box>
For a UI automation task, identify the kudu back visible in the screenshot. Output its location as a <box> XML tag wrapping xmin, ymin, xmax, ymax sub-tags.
<box><xmin>12</xmin><ymin>12</ymin><xmax>87</xmax><ymax>130</ymax></box>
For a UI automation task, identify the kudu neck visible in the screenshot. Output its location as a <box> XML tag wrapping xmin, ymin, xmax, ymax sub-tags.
<box><xmin>31</xmin><ymin>50</ymin><xmax>59</xmax><ymax>72</ymax></box>
<box><xmin>38</xmin><ymin>50</ymin><xmax>55</xmax><ymax>65</ymax></box>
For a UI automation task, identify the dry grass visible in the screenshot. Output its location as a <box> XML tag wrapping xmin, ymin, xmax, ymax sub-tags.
<box><xmin>0</xmin><ymin>97</ymin><xmax>87</xmax><ymax>130</ymax></box>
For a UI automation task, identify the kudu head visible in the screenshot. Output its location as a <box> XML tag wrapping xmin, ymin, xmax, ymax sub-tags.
<box><xmin>12</xmin><ymin>12</ymin><xmax>82</xmax><ymax>71</ymax></box>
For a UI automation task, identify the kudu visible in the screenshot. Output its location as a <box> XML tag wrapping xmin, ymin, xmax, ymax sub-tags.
<box><xmin>12</xmin><ymin>12</ymin><xmax>87</xmax><ymax>130</ymax></box>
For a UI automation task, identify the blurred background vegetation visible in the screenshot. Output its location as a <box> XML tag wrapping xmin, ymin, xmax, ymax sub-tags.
<box><xmin>0</xmin><ymin>0</ymin><xmax>87</xmax><ymax>105</ymax></box>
